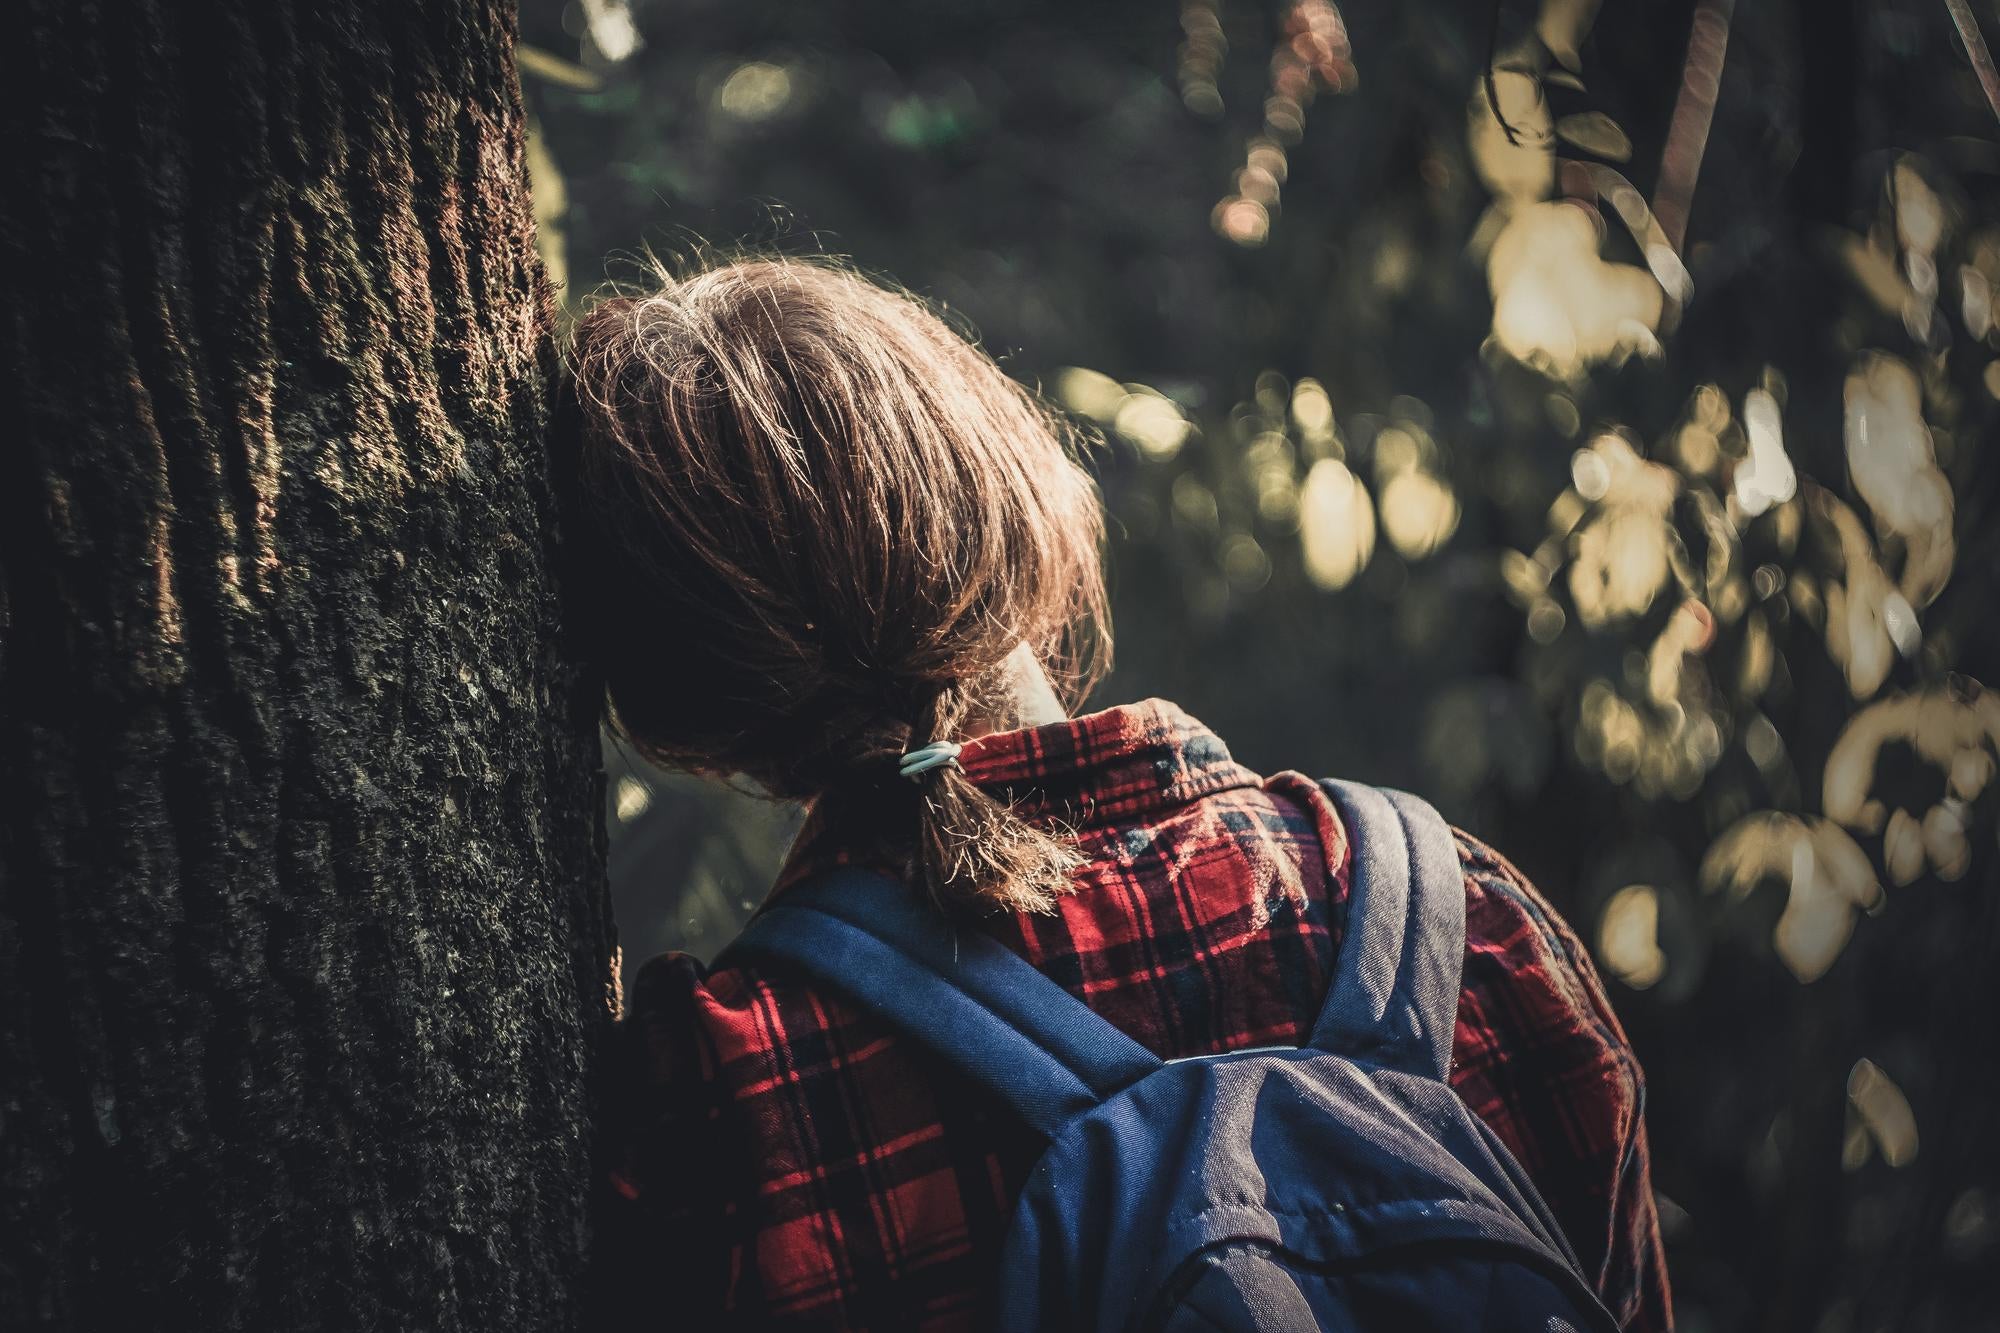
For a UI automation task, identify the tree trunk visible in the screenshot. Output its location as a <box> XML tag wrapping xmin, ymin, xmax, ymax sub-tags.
<box><xmin>0</xmin><ymin>2</ymin><xmax>613</xmax><ymax>1328</ymax></box>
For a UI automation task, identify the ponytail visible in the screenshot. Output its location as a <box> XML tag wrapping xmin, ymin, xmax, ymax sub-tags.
<box><xmin>908</xmin><ymin>685</ymin><xmax>1080</xmax><ymax>915</ymax></box>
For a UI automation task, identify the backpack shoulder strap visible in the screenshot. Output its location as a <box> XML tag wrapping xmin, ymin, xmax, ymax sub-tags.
<box><xmin>1311</xmin><ymin>781</ymin><xmax>1466</xmax><ymax>1080</ymax></box>
<box><xmin>715</xmin><ymin>867</ymin><xmax>1162</xmax><ymax>1140</ymax></box>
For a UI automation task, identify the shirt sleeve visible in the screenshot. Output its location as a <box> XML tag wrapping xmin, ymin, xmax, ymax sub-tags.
<box><xmin>1449</xmin><ymin>830</ymin><xmax>1674</xmax><ymax>1332</ymax></box>
<box><xmin>586</xmin><ymin>950</ymin><xmax>735</xmax><ymax>1327</ymax></box>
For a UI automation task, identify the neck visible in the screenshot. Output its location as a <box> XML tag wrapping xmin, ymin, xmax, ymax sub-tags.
<box><xmin>964</xmin><ymin>641</ymin><xmax>1068</xmax><ymax>739</ymax></box>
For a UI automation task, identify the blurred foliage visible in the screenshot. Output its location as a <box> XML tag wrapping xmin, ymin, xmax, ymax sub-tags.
<box><xmin>520</xmin><ymin>0</ymin><xmax>2000</xmax><ymax>1326</ymax></box>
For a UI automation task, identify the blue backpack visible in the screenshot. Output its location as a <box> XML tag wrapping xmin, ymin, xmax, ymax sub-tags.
<box><xmin>723</xmin><ymin>781</ymin><xmax>1619</xmax><ymax>1332</ymax></box>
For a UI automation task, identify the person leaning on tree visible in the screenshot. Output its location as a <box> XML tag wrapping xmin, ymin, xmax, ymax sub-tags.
<box><xmin>568</xmin><ymin>256</ymin><xmax>1672</xmax><ymax>1331</ymax></box>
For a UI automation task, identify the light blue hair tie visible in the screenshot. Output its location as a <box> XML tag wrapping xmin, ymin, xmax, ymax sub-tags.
<box><xmin>898</xmin><ymin>741</ymin><xmax>963</xmax><ymax>781</ymax></box>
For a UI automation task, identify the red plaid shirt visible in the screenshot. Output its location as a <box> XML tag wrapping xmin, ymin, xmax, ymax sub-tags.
<box><xmin>593</xmin><ymin>700</ymin><xmax>1671</xmax><ymax>1330</ymax></box>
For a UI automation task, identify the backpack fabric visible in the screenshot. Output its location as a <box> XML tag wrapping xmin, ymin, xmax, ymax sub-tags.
<box><xmin>719</xmin><ymin>780</ymin><xmax>1619</xmax><ymax>1332</ymax></box>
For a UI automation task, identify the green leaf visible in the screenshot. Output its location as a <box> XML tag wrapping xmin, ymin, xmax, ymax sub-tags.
<box><xmin>1556</xmin><ymin>111</ymin><xmax>1632</xmax><ymax>162</ymax></box>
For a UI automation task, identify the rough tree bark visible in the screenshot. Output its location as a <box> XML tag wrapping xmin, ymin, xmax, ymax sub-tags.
<box><xmin>0</xmin><ymin>2</ymin><xmax>613</xmax><ymax>1328</ymax></box>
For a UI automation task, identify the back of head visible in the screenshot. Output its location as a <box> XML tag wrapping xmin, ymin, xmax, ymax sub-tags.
<box><xmin>565</xmin><ymin>257</ymin><xmax>1109</xmax><ymax>913</ymax></box>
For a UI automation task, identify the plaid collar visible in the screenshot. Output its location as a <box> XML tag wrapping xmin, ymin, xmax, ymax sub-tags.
<box><xmin>954</xmin><ymin>697</ymin><xmax>1263</xmax><ymax>827</ymax></box>
<box><xmin>772</xmin><ymin>699</ymin><xmax>1264</xmax><ymax>891</ymax></box>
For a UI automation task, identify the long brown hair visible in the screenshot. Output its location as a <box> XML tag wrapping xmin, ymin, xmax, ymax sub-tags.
<box><xmin>565</xmin><ymin>256</ymin><xmax>1110</xmax><ymax>913</ymax></box>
